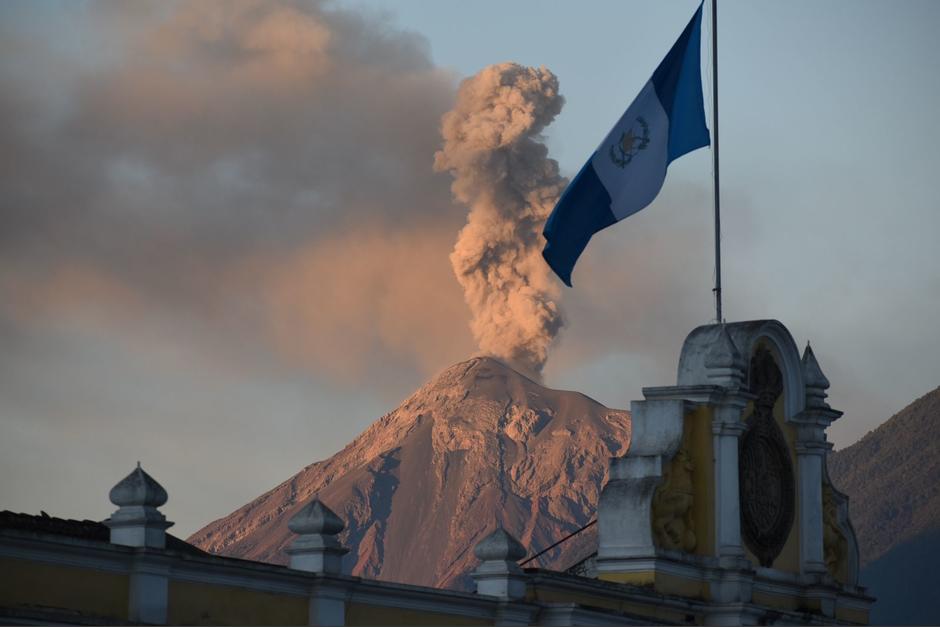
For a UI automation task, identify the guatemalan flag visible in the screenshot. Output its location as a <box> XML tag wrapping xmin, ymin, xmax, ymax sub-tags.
<box><xmin>542</xmin><ymin>4</ymin><xmax>710</xmax><ymax>286</ymax></box>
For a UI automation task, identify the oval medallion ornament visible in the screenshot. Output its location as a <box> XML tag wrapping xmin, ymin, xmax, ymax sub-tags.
<box><xmin>738</xmin><ymin>347</ymin><xmax>795</xmax><ymax>568</ymax></box>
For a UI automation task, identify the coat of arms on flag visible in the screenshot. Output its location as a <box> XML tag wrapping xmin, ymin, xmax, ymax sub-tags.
<box><xmin>609</xmin><ymin>117</ymin><xmax>651</xmax><ymax>168</ymax></box>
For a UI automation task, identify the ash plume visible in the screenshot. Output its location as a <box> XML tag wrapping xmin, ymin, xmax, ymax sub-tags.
<box><xmin>434</xmin><ymin>63</ymin><xmax>568</xmax><ymax>377</ymax></box>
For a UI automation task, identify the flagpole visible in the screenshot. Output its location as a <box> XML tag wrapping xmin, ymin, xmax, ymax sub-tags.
<box><xmin>711</xmin><ymin>0</ymin><xmax>723</xmax><ymax>323</ymax></box>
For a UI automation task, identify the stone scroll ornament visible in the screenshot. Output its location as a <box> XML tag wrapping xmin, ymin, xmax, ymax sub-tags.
<box><xmin>738</xmin><ymin>347</ymin><xmax>796</xmax><ymax>567</ymax></box>
<box><xmin>652</xmin><ymin>449</ymin><xmax>697</xmax><ymax>553</ymax></box>
<box><xmin>823</xmin><ymin>484</ymin><xmax>848</xmax><ymax>578</ymax></box>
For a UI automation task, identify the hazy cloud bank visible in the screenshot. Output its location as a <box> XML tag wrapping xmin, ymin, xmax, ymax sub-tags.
<box><xmin>0</xmin><ymin>0</ymin><xmax>477</xmax><ymax>533</ymax></box>
<box><xmin>0</xmin><ymin>0</ymin><xmax>473</xmax><ymax>385</ymax></box>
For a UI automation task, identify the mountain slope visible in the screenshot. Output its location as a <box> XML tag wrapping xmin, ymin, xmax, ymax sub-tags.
<box><xmin>828</xmin><ymin>385</ymin><xmax>940</xmax><ymax>566</ymax></box>
<box><xmin>188</xmin><ymin>357</ymin><xmax>630</xmax><ymax>589</ymax></box>
<box><xmin>828</xmin><ymin>385</ymin><xmax>940</xmax><ymax>625</ymax></box>
<box><xmin>189</xmin><ymin>359</ymin><xmax>939</xmax><ymax>611</ymax></box>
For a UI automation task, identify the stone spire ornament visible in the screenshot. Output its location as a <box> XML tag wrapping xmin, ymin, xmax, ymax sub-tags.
<box><xmin>704</xmin><ymin>324</ymin><xmax>746</xmax><ymax>387</ymax></box>
<box><xmin>802</xmin><ymin>342</ymin><xmax>831</xmax><ymax>409</ymax></box>
<box><xmin>104</xmin><ymin>462</ymin><xmax>173</xmax><ymax>548</ymax></box>
<box><xmin>471</xmin><ymin>527</ymin><xmax>528</xmax><ymax>600</ymax></box>
<box><xmin>286</xmin><ymin>498</ymin><xmax>348</xmax><ymax>573</ymax></box>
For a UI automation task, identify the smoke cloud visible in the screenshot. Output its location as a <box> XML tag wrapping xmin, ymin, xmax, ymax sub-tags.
<box><xmin>0</xmin><ymin>0</ymin><xmax>470</xmax><ymax>385</ymax></box>
<box><xmin>434</xmin><ymin>63</ymin><xmax>567</xmax><ymax>377</ymax></box>
<box><xmin>0</xmin><ymin>0</ymin><xmax>470</xmax><ymax>533</ymax></box>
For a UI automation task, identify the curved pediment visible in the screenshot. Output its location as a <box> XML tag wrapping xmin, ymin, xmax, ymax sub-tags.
<box><xmin>677</xmin><ymin>320</ymin><xmax>806</xmax><ymax>420</ymax></box>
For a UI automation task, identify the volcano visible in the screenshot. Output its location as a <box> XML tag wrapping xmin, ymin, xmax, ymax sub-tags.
<box><xmin>187</xmin><ymin>357</ymin><xmax>631</xmax><ymax>589</ymax></box>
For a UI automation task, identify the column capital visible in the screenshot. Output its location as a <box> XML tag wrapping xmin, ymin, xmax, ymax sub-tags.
<box><xmin>792</xmin><ymin>406</ymin><xmax>843</xmax><ymax>428</ymax></box>
<box><xmin>711</xmin><ymin>390</ymin><xmax>755</xmax><ymax>430</ymax></box>
<box><xmin>795</xmin><ymin>440</ymin><xmax>833</xmax><ymax>456</ymax></box>
<box><xmin>712</xmin><ymin>421</ymin><xmax>747</xmax><ymax>437</ymax></box>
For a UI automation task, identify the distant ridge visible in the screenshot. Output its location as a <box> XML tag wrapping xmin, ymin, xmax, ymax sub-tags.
<box><xmin>828</xmin><ymin>385</ymin><xmax>940</xmax><ymax>566</ymax></box>
<box><xmin>188</xmin><ymin>357</ymin><xmax>630</xmax><ymax>589</ymax></box>
<box><xmin>828</xmin><ymin>385</ymin><xmax>940</xmax><ymax>624</ymax></box>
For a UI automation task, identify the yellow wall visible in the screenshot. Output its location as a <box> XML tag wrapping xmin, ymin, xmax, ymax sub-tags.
<box><xmin>528</xmin><ymin>584</ymin><xmax>696</xmax><ymax>624</ymax></box>
<box><xmin>686</xmin><ymin>405</ymin><xmax>716</xmax><ymax>558</ymax></box>
<box><xmin>599</xmin><ymin>570</ymin><xmax>709</xmax><ymax>601</ymax></box>
<box><xmin>0</xmin><ymin>557</ymin><xmax>128</xmax><ymax>621</ymax></box>
<box><xmin>650</xmin><ymin>405</ymin><xmax>715</xmax><ymax>560</ymax></box>
<box><xmin>168</xmin><ymin>580</ymin><xmax>308</xmax><ymax>626</ymax></box>
<box><xmin>346</xmin><ymin>603</ymin><xmax>489</xmax><ymax>626</ymax></box>
<box><xmin>750</xmin><ymin>589</ymin><xmax>820</xmax><ymax>613</ymax></box>
<box><xmin>836</xmin><ymin>605</ymin><xmax>869</xmax><ymax>624</ymax></box>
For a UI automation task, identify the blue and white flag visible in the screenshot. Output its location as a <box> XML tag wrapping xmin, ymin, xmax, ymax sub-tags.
<box><xmin>542</xmin><ymin>5</ymin><xmax>710</xmax><ymax>286</ymax></box>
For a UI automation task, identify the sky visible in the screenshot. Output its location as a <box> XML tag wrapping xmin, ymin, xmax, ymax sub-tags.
<box><xmin>1</xmin><ymin>0</ymin><xmax>938</xmax><ymax>537</ymax></box>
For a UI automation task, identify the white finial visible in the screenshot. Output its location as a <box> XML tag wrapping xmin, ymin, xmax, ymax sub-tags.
<box><xmin>472</xmin><ymin>527</ymin><xmax>528</xmax><ymax>599</ymax></box>
<box><xmin>109</xmin><ymin>464</ymin><xmax>168</xmax><ymax>508</ymax></box>
<box><xmin>105</xmin><ymin>463</ymin><xmax>172</xmax><ymax>548</ymax></box>
<box><xmin>286</xmin><ymin>498</ymin><xmax>349</xmax><ymax>573</ymax></box>
<box><xmin>474</xmin><ymin>527</ymin><xmax>527</xmax><ymax>562</ymax></box>
<box><xmin>288</xmin><ymin>499</ymin><xmax>345</xmax><ymax>536</ymax></box>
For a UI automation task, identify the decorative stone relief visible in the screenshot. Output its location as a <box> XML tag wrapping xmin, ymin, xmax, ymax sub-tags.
<box><xmin>739</xmin><ymin>347</ymin><xmax>796</xmax><ymax>568</ymax></box>
<box><xmin>652</xmin><ymin>448</ymin><xmax>697</xmax><ymax>552</ymax></box>
<box><xmin>823</xmin><ymin>483</ymin><xmax>848</xmax><ymax>579</ymax></box>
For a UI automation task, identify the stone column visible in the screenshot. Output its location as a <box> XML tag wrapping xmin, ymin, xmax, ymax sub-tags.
<box><xmin>700</xmin><ymin>326</ymin><xmax>757</xmax><ymax>607</ymax></box>
<box><xmin>104</xmin><ymin>463</ymin><xmax>172</xmax><ymax>625</ymax></box>
<box><xmin>308</xmin><ymin>582</ymin><xmax>348</xmax><ymax>627</ymax></box>
<box><xmin>286</xmin><ymin>498</ymin><xmax>350</xmax><ymax>627</ymax></box>
<box><xmin>711</xmin><ymin>401</ymin><xmax>749</xmax><ymax>565</ymax></box>
<box><xmin>703</xmin><ymin>325</ymin><xmax>751</xmax><ymax>568</ymax></box>
<box><xmin>707</xmin><ymin>394</ymin><xmax>758</xmax><ymax>606</ymax></box>
<box><xmin>794</xmin><ymin>343</ymin><xmax>842</xmax><ymax>576</ymax></box>
<box><xmin>128</xmin><ymin>556</ymin><xmax>171</xmax><ymax>626</ymax></box>
<box><xmin>795</xmin><ymin>439</ymin><xmax>830</xmax><ymax>575</ymax></box>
